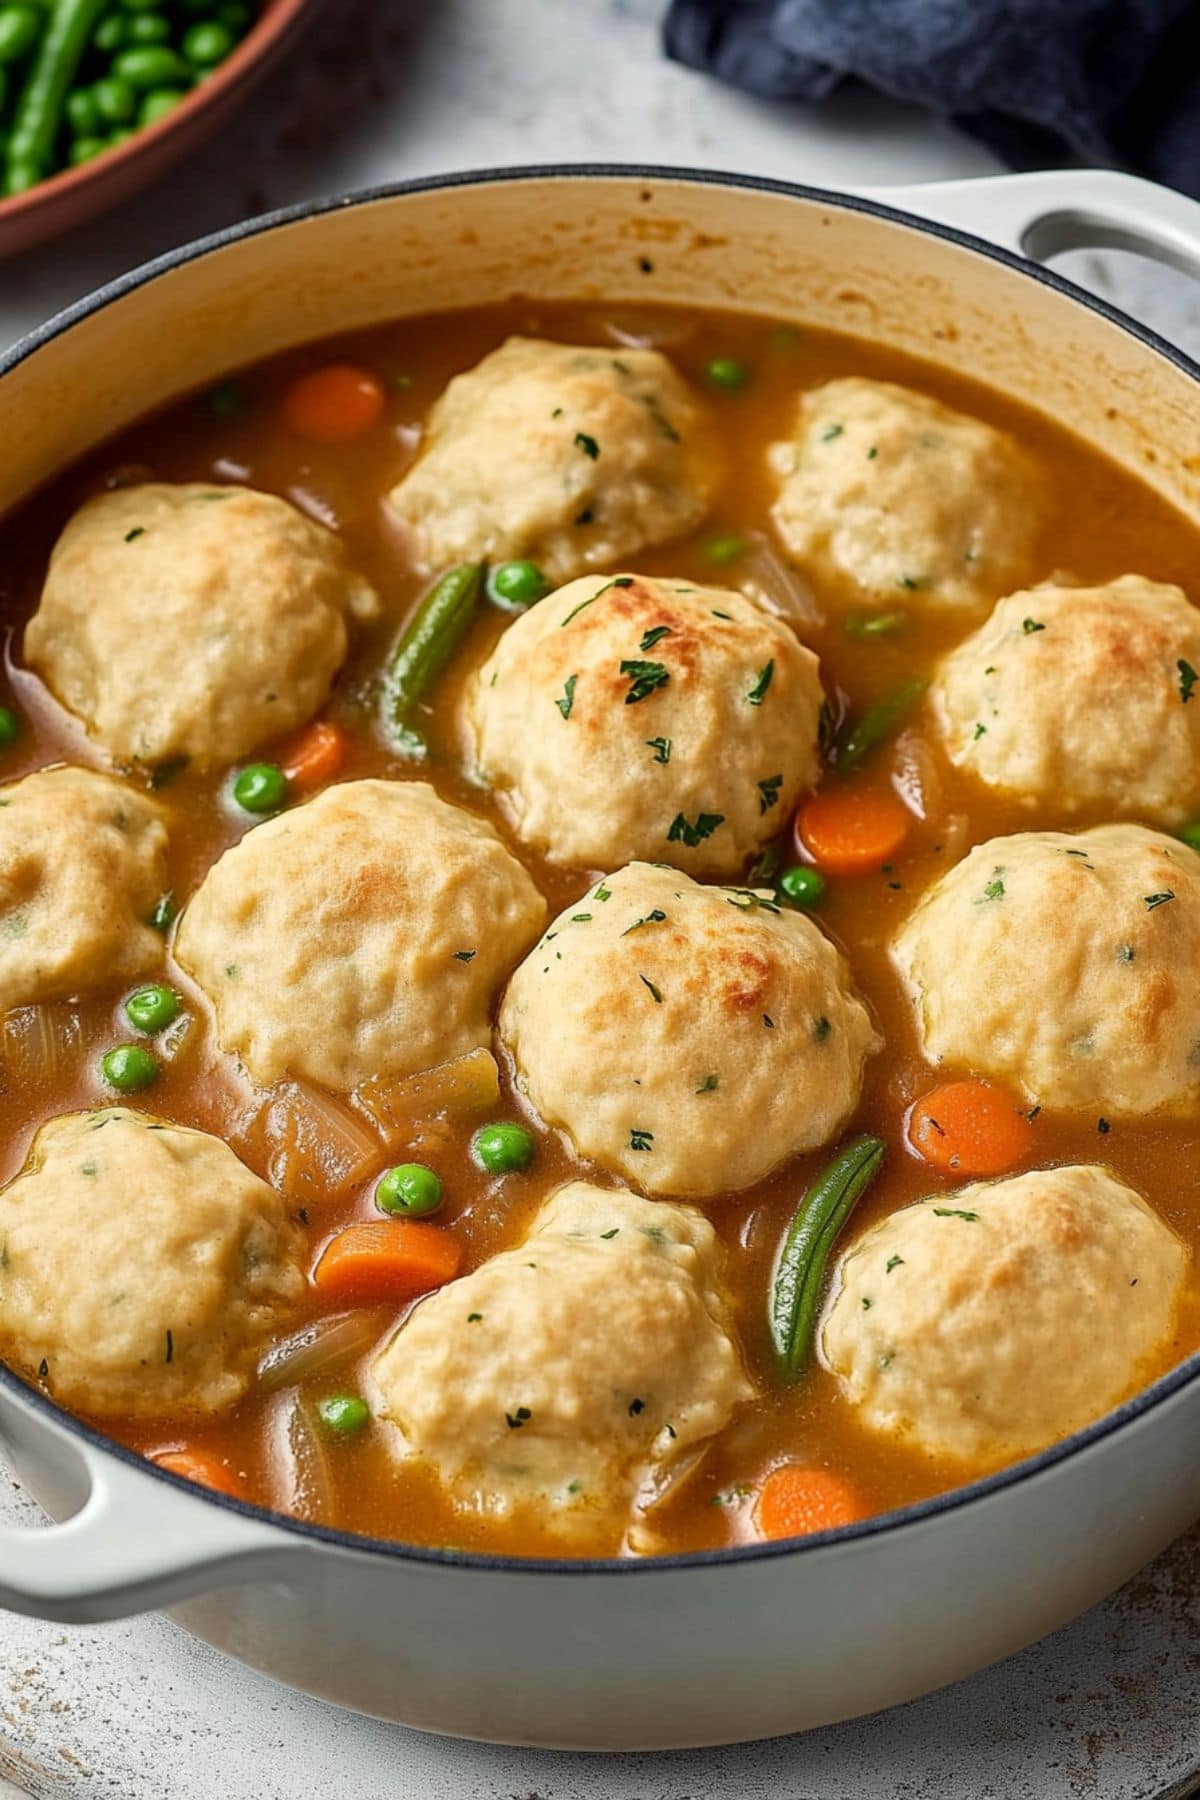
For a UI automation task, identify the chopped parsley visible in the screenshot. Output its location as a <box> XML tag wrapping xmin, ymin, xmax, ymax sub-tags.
<box><xmin>622</xmin><ymin>908</ymin><xmax>667</xmax><ymax>935</ymax></box>
<box><xmin>821</xmin><ymin>422</ymin><xmax>844</xmax><ymax>441</ymax></box>
<box><xmin>640</xmin><ymin>974</ymin><xmax>664</xmax><ymax>1004</ymax></box>
<box><xmin>762</xmin><ymin>1013</ymin><xmax>775</xmax><ymax>1029</ymax></box>
<box><xmin>600</xmin><ymin>1227</ymin><xmax>620</xmax><ymax>1240</ymax></box>
<box><xmin>1180</xmin><ymin>659</ymin><xmax>1198</xmax><ymax>704</ymax></box>
<box><xmin>1097</xmin><ymin>1117</ymin><xmax>1111</xmax><ymax>1134</ymax></box>
<box><xmin>639</xmin><ymin>626</ymin><xmax>671</xmax><ymax>651</ymax></box>
<box><xmin>972</xmin><ymin>723</ymin><xmax>987</xmax><ymax>740</ymax></box>
<box><xmin>667</xmin><ymin>811</ymin><xmax>724</xmax><ymax>848</ymax></box>
<box><xmin>628</xmin><ymin>1398</ymin><xmax>645</xmax><ymax>1416</ymax></box>
<box><xmin>885</xmin><ymin>1255</ymin><xmax>905</xmax><ymax>1273</ymax></box>
<box><xmin>696</xmin><ymin>1073</ymin><xmax>719</xmax><ymax>1093</ymax></box>
<box><xmin>467</xmin><ymin>1312</ymin><xmax>483</xmax><ymax>1322</ymax></box>
<box><xmin>574</xmin><ymin>506</ymin><xmax>594</xmax><ymax>526</ymax></box>
<box><xmin>452</xmin><ymin>949</ymin><xmax>477</xmax><ymax>962</ymax></box>
<box><xmin>165</xmin><ymin>1329</ymin><xmax>174</xmax><ymax>1364</ymax></box>
<box><xmin>757</xmin><ymin>773</ymin><xmax>783</xmax><ymax>814</ymax></box>
<box><xmin>1144</xmin><ymin>890</ymin><xmax>1175</xmax><ymax>910</ymax></box>
<box><xmin>124</xmin><ymin>526</ymin><xmax>145</xmax><ymax>542</ymax></box>
<box><xmin>570</xmin><ymin>912</ymin><xmax>592</xmax><ymax>923</ymax></box>
<box><xmin>620</xmin><ymin>658</ymin><xmax>670</xmax><ymax>704</ymax></box>
<box><xmin>645</xmin><ymin>736</ymin><xmax>672</xmax><ymax>764</ymax></box>
<box><xmin>746</xmin><ymin>660</ymin><xmax>774</xmax><ymax>706</ymax></box>
<box><xmin>574</xmin><ymin>431</ymin><xmax>599</xmax><ymax>459</ymax></box>
<box><xmin>594</xmin><ymin>883</ymin><xmax>612</xmax><ymax>901</ymax></box>
<box><xmin>1022</xmin><ymin>617</ymin><xmax>1045</xmax><ymax>634</ymax></box>
<box><xmin>726</xmin><ymin>890</ymin><xmax>780</xmax><ymax>914</ymax></box>
<box><xmin>977</xmin><ymin>868</ymin><xmax>1006</xmax><ymax>903</ymax></box>
<box><xmin>811</xmin><ymin>1016</ymin><xmax>831</xmax><ymax>1043</ymax></box>
<box><xmin>505</xmin><ymin>1407</ymin><xmax>532</xmax><ymax>1429</ymax></box>
<box><xmin>933</xmin><ymin>1208</ymin><xmax>980</xmax><ymax>1222</ymax></box>
<box><xmin>629</xmin><ymin>1128</ymin><xmax>654</xmax><ymax>1152</ymax></box>
<box><xmin>897</xmin><ymin>573</ymin><xmax>926</xmax><ymax>592</ymax></box>
<box><xmin>556</xmin><ymin>673</ymin><xmax>578</xmax><ymax>719</ymax></box>
<box><xmin>1117</xmin><ymin>944</ymin><xmax>1135</xmax><ymax>963</ymax></box>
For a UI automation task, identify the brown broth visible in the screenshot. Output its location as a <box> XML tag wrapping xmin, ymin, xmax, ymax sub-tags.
<box><xmin>2</xmin><ymin>300</ymin><xmax>1200</xmax><ymax>1559</ymax></box>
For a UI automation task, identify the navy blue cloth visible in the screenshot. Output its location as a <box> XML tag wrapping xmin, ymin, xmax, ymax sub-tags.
<box><xmin>663</xmin><ymin>0</ymin><xmax>1200</xmax><ymax>198</ymax></box>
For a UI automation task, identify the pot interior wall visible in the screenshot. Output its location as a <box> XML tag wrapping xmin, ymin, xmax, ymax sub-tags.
<box><xmin>2</xmin><ymin>173</ymin><xmax>1198</xmax><ymax>524</ymax></box>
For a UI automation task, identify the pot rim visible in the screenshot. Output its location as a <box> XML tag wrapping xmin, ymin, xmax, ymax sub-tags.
<box><xmin>3</xmin><ymin>160</ymin><xmax>1199</xmax><ymax>1578</ymax></box>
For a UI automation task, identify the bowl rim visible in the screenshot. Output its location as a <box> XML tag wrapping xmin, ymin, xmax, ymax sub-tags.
<box><xmin>0</xmin><ymin>0</ymin><xmax>319</xmax><ymax>229</ymax></box>
<box><xmin>2</xmin><ymin>160</ymin><xmax>1199</xmax><ymax>1578</ymax></box>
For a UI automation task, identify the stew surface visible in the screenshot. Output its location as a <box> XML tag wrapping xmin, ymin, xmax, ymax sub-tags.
<box><xmin>2</xmin><ymin>299</ymin><xmax>1198</xmax><ymax>1559</ymax></box>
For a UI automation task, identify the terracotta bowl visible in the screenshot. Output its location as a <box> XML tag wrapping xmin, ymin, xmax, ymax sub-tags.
<box><xmin>0</xmin><ymin>0</ymin><xmax>324</xmax><ymax>259</ymax></box>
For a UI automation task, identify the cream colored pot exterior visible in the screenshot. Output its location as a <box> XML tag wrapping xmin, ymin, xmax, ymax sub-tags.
<box><xmin>1</xmin><ymin>168</ymin><xmax>1200</xmax><ymax>1750</ymax></box>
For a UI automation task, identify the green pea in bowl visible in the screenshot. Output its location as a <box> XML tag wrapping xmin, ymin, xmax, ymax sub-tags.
<box><xmin>0</xmin><ymin>0</ymin><xmax>322</xmax><ymax>258</ymax></box>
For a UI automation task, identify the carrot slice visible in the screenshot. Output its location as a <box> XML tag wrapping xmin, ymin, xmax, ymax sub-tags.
<box><xmin>153</xmin><ymin>1448</ymin><xmax>246</xmax><ymax>1500</ymax></box>
<box><xmin>282</xmin><ymin>364</ymin><xmax>386</xmax><ymax>443</ymax></box>
<box><xmin>280</xmin><ymin>720</ymin><xmax>347</xmax><ymax>795</ymax></box>
<box><xmin>907</xmin><ymin>1078</ymin><xmax>1036</xmax><ymax>1176</ymax></box>
<box><xmin>312</xmin><ymin>1220</ymin><xmax>461</xmax><ymax>1303</ymax></box>
<box><xmin>754</xmin><ymin>1465</ymin><xmax>868</xmax><ymax>1540</ymax></box>
<box><xmin>795</xmin><ymin>785</ymin><xmax>911</xmax><ymax>876</ymax></box>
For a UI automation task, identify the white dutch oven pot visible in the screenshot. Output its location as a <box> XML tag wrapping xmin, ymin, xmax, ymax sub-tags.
<box><xmin>0</xmin><ymin>166</ymin><xmax>1199</xmax><ymax>1750</ymax></box>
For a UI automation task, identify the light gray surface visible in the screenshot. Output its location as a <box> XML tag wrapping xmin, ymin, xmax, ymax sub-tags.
<box><xmin>2</xmin><ymin>1</ymin><xmax>1200</xmax><ymax>1795</ymax></box>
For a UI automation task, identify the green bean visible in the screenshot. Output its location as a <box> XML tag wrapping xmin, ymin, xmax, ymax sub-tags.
<box><xmin>380</xmin><ymin>562</ymin><xmax>484</xmax><ymax>755</ymax></box>
<box><xmin>5</xmin><ymin>0</ymin><xmax>107</xmax><ymax>183</ymax></box>
<box><xmin>111</xmin><ymin>44</ymin><xmax>190</xmax><ymax>89</ymax></box>
<box><xmin>835</xmin><ymin>675</ymin><xmax>928</xmax><ymax>774</ymax></box>
<box><xmin>770</xmin><ymin>1134</ymin><xmax>885</xmax><ymax>1377</ymax></box>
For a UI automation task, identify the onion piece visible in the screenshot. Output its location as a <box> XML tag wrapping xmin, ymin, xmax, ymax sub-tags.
<box><xmin>262</xmin><ymin>1079</ymin><xmax>384</xmax><ymax>1198</ymax></box>
<box><xmin>736</xmin><ymin>536</ymin><xmax>824</xmax><ymax>629</ymax></box>
<box><xmin>355</xmin><ymin>1047</ymin><xmax>500</xmax><ymax>1145</ymax></box>
<box><xmin>3</xmin><ymin>1004</ymin><xmax>82</xmax><ymax>1083</ymax></box>
<box><xmin>633</xmin><ymin>1443</ymin><xmax>709</xmax><ymax>1518</ymax></box>
<box><xmin>587</xmin><ymin>311</ymin><xmax>698</xmax><ymax>352</ymax></box>
<box><xmin>890</xmin><ymin>727</ymin><xmax>943</xmax><ymax>823</ymax></box>
<box><xmin>257</xmin><ymin>1309</ymin><xmax>387</xmax><ymax>1396</ymax></box>
<box><xmin>270</xmin><ymin>1391</ymin><xmax>337</xmax><ymax>1525</ymax></box>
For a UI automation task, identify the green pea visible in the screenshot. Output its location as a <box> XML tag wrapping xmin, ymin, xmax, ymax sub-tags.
<box><xmin>148</xmin><ymin>891</ymin><xmax>176</xmax><ymax>933</ymax></box>
<box><xmin>92</xmin><ymin>72</ymin><xmax>135</xmax><ymax>121</ymax></box>
<box><xmin>0</xmin><ymin>706</ymin><xmax>21</xmax><ymax>750</ymax></box>
<box><xmin>125</xmin><ymin>9</ymin><xmax>168</xmax><ymax>41</ymax></box>
<box><xmin>181</xmin><ymin>18</ymin><xmax>233</xmax><ymax>65</ymax></box>
<box><xmin>472</xmin><ymin>1121</ymin><xmax>535</xmax><ymax>1175</ymax></box>
<box><xmin>1177</xmin><ymin>822</ymin><xmax>1200</xmax><ymax>853</ymax></box>
<box><xmin>124</xmin><ymin>983</ymin><xmax>180</xmax><ymax>1034</ymax></box>
<box><xmin>137</xmin><ymin>85</ymin><xmax>183</xmax><ymax>126</ymax></box>
<box><xmin>107</xmin><ymin>125</ymin><xmax>133</xmax><ymax>145</ymax></box>
<box><xmin>92</xmin><ymin>11</ymin><xmax>127</xmax><ymax>52</ymax></box>
<box><xmin>376</xmin><ymin>1162</ymin><xmax>443</xmax><ymax>1218</ymax></box>
<box><xmin>486</xmin><ymin>560</ymin><xmax>547</xmax><ymax>610</ymax></box>
<box><xmin>316</xmin><ymin>1394</ymin><xmax>370</xmax><ymax>1436</ymax></box>
<box><xmin>100</xmin><ymin>1044</ymin><xmax>159</xmax><ymax>1092</ymax></box>
<box><xmin>232</xmin><ymin>762</ymin><xmax>287</xmax><ymax>814</ymax></box>
<box><xmin>65</xmin><ymin>85</ymin><xmax>101</xmax><ymax>132</ymax></box>
<box><xmin>703</xmin><ymin>533</ymin><xmax>746</xmax><ymax>566</ymax></box>
<box><xmin>705</xmin><ymin>356</ymin><xmax>748</xmax><ymax>391</ymax></box>
<box><xmin>0</xmin><ymin>6</ymin><xmax>43</xmax><ymax>64</ymax></box>
<box><xmin>69</xmin><ymin>133</ymin><xmax>107</xmax><ymax>163</ymax></box>
<box><xmin>778</xmin><ymin>865</ymin><xmax>827</xmax><ymax>909</ymax></box>
<box><xmin>111</xmin><ymin>44</ymin><xmax>190</xmax><ymax>89</ymax></box>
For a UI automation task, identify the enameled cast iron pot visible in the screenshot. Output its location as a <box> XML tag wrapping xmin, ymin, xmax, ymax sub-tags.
<box><xmin>1</xmin><ymin>166</ymin><xmax>1200</xmax><ymax>1751</ymax></box>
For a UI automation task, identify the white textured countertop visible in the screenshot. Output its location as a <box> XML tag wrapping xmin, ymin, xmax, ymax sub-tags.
<box><xmin>2</xmin><ymin>3</ymin><xmax>1200</xmax><ymax>1796</ymax></box>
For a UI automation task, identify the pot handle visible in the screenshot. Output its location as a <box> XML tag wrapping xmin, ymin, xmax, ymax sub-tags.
<box><xmin>875</xmin><ymin>168</ymin><xmax>1200</xmax><ymax>282</ymax></box>
<box><xmin>0</xmin><ymin>1415</ymin><xmax>292</xmax><ymax>1623</ymax></box>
